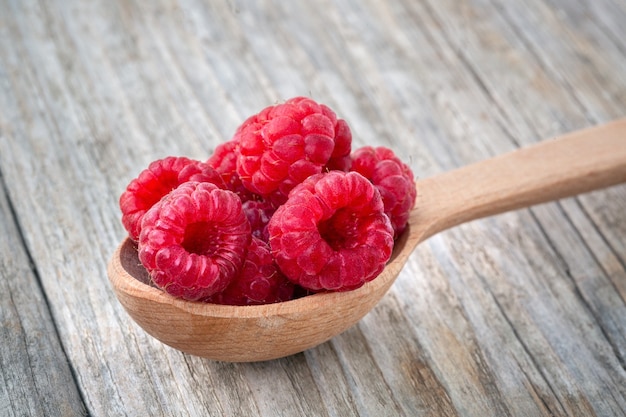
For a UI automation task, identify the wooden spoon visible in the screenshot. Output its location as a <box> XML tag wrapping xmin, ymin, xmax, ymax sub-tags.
<box><xmin>108</xmin><ymin>119</ymin><xmax>626</xmax><ymax>362</ymax></box>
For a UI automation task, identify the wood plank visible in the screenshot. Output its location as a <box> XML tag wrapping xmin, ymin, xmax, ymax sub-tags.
<box><xmin>392</xmin><ymin>0</ymin><xmax>626</xmax><ymax>415</ymax></box>
<box><xmin>0</xmin><ymin>174</ymin><xmax>86</xmax><ymax>416</ymax></box>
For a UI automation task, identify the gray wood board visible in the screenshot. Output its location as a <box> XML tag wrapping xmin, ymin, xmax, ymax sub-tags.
<box><xmin>0</xmin><ymin>0</ymin><xmax>625</xmax><ymax>415</ymax></box>
<box><xmin>0</xmin><ymin>173</ymin><xmax>85</xmax><ymax>416</ymax></box>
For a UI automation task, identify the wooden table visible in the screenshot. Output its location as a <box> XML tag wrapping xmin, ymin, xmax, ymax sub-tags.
<box><xmin>2</xmin><ymin>1</ymin><xmax>625</xmax><ymax>416</ymax></box>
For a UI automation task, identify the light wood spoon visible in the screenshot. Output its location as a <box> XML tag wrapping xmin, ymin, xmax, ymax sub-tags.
<box><xmin>108</xmin><ymin>119</ymin><xmax>626</xmax><ymax>362</ymax></box>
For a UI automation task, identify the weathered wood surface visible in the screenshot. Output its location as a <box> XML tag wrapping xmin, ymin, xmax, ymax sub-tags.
<box><xmin>1</xmin><ymin>0</ymin><xmax>625</xmax><ymax>416</ymax></box>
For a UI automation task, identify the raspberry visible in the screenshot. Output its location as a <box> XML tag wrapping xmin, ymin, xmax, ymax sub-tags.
<box><xmin>206</xmin><ymin>237</ymin><xmax>294</xmax><ymax>305</ymax></box>
<box><xmin>138</xmin><ymin>181</ymin><xmax>251</xmax><ymax>301</ymax></box>
<box><xmin>235</xmin><ymin>96</ymin><xmax>352</xmax><ymax>206</ymax></box>
<box><xmin>120</xmin><ymin>156</ymin><xmax>224</xmax><ymax>241</ymax></box>
<box><xmin>350</xmin><ymin>146</ymin><xmax>416</xmax><ymax>237</ymax></box>
<box><xmin>242</xmin><ymin>199</ymin><xmax>275</xmax><ymax>241</ymax></box>
<box><xmin>268</xmin><ymin>171</ymin><xmax>394</xmax><ymax>292</ymax></box>
<box><xmin>206</xmin><ymin>140</ymin><xmax>238</xmax><ymax>184</ymax></box>
<box><xmin>206</xmin><ymin>140</ymin><xmax>257</xmax><ymax>202</ymax></box>
<box><xmin>325</xmin><ymin>118</ymin><xmax>352</xmax><ymax>172</ymax></box>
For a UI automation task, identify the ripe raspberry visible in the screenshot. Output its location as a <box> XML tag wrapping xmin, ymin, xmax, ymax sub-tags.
<box><xmin>120</xmin><ymin>156</ymin><xmax>224</xmax><ymax>241</ymax></box>
<box><xmin>206</xmin><ymin>139</ymin><xmax>257</xmax><ymax>202</ymax></box>
<box><xmin>350</xmin><ymin>146</ymin><xmax>416</xmax><ymax>237</ymax></box>
<box><xmin>138</xmin><ymin>181</ymin><xmax>251</xmax><ymax>301</ymax></box>
<box><xmin>206</xmin><ymin>237</ymin><xmax>294</xmax><ymax>305</ymax></box>
<box><xmin>242</xmin><ymin>199</ymin><xmax>275</xmax><ymax>241</ymax></box>
<box><xmin>235</xmin><ymin>96</ymin><xmax>352</xmax><ymax>206</ymax></box>
<box><xmin>268</xmin><ymin>171</ymin><xmax>394</xmax><ymax>292</ymax></box>
<box><xmin>206</xmin><ymin>140</ymin><xmax>238</xmax><ymax>184</ymax></box>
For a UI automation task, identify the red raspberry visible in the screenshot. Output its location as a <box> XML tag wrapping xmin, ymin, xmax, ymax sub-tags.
<box><xmin>235</xmin><ymin>96</ymin><xmax>352</xmax><ymax>206</ymax></box>
<box><xmin>207</xmin><ymin>140</ymin><xmax>238</xmax><ymax>184</ymax></box>
<box><xmin>120</xmin><ymin>156</ymin><xmax>224</xmax><ymax>241</ymax></box>
<box><xmin>138</xmin><ymin>182</ymin><xmax>251</xmax><ymax>301</ymax></box>
<box><xmin>206</xmin><ymin>237</ymin><xmax>294</xmax><ymax>305</ymax></box>
<box><xmin>268</xmin><ymin>171</ymin><xmax>394</xmax><ymax>292</ymax></box>
<box><xmin>242</xmin><ymin>199</ymin><xmax>275</xmax><ymax>242</ymax></box>
<box><xmin>350</xmin><ymin>146</ymin><xmax>416</xmax><ymax>237</ymax></box>
<box><xmin>325</xmin><ymin>117</ymin><xmax>352</xmax><ymax>172</ymax></box>
<box><xmin>206</xmin><ymin>140</ymin><xmax>257</xmax><ymax>202</ymax></box>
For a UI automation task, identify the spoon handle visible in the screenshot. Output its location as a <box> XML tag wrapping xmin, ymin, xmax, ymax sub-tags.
<box><xmin>415</xmin><ymin>118</ymin><xmax>626</xmax><ymax>240</ymax></box>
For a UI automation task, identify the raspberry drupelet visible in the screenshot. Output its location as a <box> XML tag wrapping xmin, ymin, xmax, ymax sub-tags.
<box><xmin>268</xmin><ymin>171</ymin><xmax>395</xmax><ymax>292</ymax></box>
<box><xmin>120</xmin><ymin>156</ymin><xmax>225</xmax><ymax>241</ymax></box>
<box><xmin>138</xmin><ymin>181</ymin><xmax>251</xmax><ymax>301</ymax></box>
<box><xmin>350</xmin><ymin>146</ymin><xmax>417</xmax><ymax>237</ymax></box>
<box><xmin>234</xmin><ymin>96</ymin><xmax>352</xmax><ymax>207</ymax></box>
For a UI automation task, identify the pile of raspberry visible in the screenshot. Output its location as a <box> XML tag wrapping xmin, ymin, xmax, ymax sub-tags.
<box><xmin>119</xmin><ymin>97</ymin><xmax>417</xmax><ymax>305</ymax></box>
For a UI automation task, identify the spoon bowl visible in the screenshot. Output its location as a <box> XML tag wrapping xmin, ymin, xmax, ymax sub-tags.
<box><xmin>108</xmin><ymin>119</ymin><xmax>626</xmax><ymax>362</ymax></box>
<box><xmin>108</xmin><ymin>225</ymin><xmax>414</xmax><ymax>362</ymax></box>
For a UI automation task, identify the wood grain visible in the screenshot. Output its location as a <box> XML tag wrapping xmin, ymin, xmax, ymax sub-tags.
<box><xmin>0</xmin><ymin>0</ymin><xmax>625</xmax><ymax>415</ymax></box>
<box><xmin>0</xmin><ymin>174</ymin><xmax>85</xmax><ymax>416</ymax></box>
